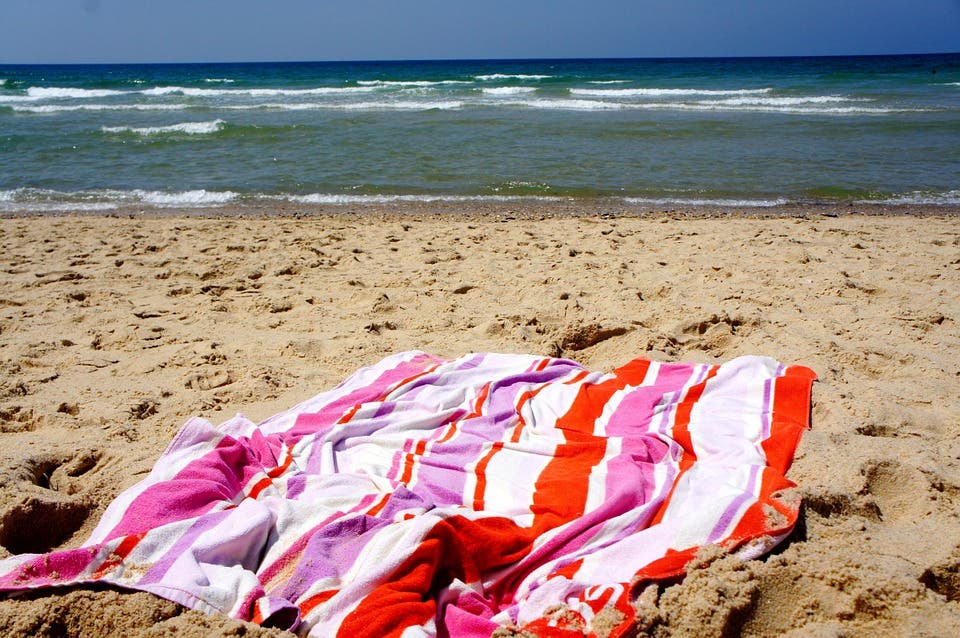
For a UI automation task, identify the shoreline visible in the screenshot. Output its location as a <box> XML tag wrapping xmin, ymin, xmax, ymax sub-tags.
<box><xmin>0</xmin><ymin>211</ymin><xmax>958</xmax><ymax>636</ymax></box>
<box><xmin>3</xmin><ymin>199</ymin><xmax>960</xmax><ymax>220</ymax></box>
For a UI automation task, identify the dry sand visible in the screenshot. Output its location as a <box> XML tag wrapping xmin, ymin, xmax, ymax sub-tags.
<box><xmin>0</xmin><ymin>208</ymin><xmax>957</xmax><ymax>636</ymax></box>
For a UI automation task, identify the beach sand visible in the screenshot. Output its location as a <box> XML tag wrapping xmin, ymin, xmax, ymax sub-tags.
<box><xmin>0</xmin><ymin>208</ymin><xmax>958</xmax><ymax>636</ymax></box>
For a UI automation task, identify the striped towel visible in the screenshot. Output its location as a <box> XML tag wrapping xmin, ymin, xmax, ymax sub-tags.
<box><xmin>0</xmin><ymin>352</ymin><xmax>815</xmax><ymax>637</ymax></box>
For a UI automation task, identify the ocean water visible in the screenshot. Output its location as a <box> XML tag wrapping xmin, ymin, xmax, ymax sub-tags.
<box><xmin>1</xmin><ymin>55</ymin><xmax>959</xmax><ymax>211</ymax></box>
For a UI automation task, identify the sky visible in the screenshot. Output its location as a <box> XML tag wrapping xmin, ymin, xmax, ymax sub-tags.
<box><xmin>0</xmin><ymin>0</ymin><xmax>958</xmax><ymax>64</ymax></box>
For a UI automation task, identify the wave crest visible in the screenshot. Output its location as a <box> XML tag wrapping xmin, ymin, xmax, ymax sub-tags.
<box><xmin>26</xmin><ymin>87</ymin><xmax>125</xmax><ymax>99</ymax></box>
<box><xmin>101</xmin><ymin>119</ymin><xmax>226</xmax><ymax>136</ymax></box>
<box><xmin>475</xmin><ymin>74</ymin><xmax>552</xmax><ymax>81</ymax></box>
<box><xmin>481</xmin><ymin>87</ymin><xmax>537</xmax><ymax>96</ymax></box>
<box><xmin>570</xmin><ymin>87</ymin><xmax>773</xmax><ymax>97</ymax></box>
<box><xmin>141</xmin><ymin>86</ymin><xmax>376</xmax><ymax>97</ymax></box>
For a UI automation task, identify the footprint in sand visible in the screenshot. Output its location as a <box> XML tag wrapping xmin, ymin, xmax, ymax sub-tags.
<box><xmin>0</xmin><ymin>405</ymin><xmax>38</xmax><ymax>433</ymax></box>
<box><xmin>921</xmin><ymin>545</ymin><xmax>960</xmax><ymax>602</ymax></box>
<box><xmin>550</xmin><ymin>321</ymin><xmax>632</xmax><ymax>357</ymax></box>
<box><xmin>0</xmin><ymin>452</ymin><xmax>100</xmax><ymax>554</ymax></box>
<box><xmin>859</xmin><ymin>459</ymin><xmax>934</xmax><ymax>522</ymax></box>
<box><xmin>185</xmin><ymin>369</ymin><xmax>233</xmax><ymax>391</ymax></box>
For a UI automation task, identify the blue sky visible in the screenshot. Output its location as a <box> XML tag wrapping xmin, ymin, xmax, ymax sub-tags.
<box><xmin>1</xmin><ymin>0</ymin><xmax>958</xmax><ymax>64</ymax></box>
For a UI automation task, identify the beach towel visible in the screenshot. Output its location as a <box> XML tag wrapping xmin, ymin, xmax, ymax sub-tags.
<box><xmin>0</xmin><ymin>351</ymin><xmax>815</xmax><ymax>637</ymax></box>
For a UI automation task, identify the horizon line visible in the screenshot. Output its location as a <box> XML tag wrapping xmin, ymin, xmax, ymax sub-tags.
<box><xmin>2</xmin><ymin>50</ymin><xmax>959</xmax><ymax>67</ymax></box>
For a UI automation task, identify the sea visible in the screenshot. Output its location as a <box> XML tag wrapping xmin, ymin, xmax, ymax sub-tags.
<box><xmin>1</xmin><ymin>54</ymin><xmax>959</xmax><ymax>212</ymax></box>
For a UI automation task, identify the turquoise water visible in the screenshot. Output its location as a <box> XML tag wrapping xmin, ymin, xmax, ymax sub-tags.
<box><xmin>1</xmin><ymin>55</ymin><xmax>959</xmax><ymax>211</ymax></box>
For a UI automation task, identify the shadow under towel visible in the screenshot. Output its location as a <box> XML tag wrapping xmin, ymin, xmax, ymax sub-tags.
<box><xmin>0</xmin><ymin>352</ymin><xmax>816</xmax><ymax>637</ymax></box>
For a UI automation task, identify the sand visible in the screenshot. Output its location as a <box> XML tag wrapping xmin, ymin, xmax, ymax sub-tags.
<box><xmin>0</xmin><ymin>208</ymin><xmax>958</xmax><ymax>636</ymax></box>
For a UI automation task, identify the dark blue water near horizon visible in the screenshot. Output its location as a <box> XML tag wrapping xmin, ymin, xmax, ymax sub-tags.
<box><xmin>1</xmin><ymin>53</ymin><xmax>958</xmax><ymax>211</ymax></box>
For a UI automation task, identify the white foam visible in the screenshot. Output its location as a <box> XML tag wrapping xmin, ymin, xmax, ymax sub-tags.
<box><xmin>101</xmin><ymin>119</ymin><xmax>226</xmax><ymax>136</ymax></box>
<box><xmin>624</xmin><ymin>196</ymin><xmax>789</xmax><ymax>207</ymax></box>
<box><xmin>141</xmin><ymin>85</ymin><xmax>376</xmax><ymax>97</ymax></box>
<box><xmin>12</xmin><ymin>103</ymin><xmax>189</xmax><ymax>113</ymax></box>
<box><xmin>0</xmin><ymin>188</ymin><xmax>120</xmax><ymax>212</ymax></box>
<box><xmin>588</xmin><ymin>80</ymin><xmax>631</xmax><ymax>84</ymax></box>
<box><xmin>699</xmin><ymin>95</ymin><xmax>853</xmax><ymax>106</ymax></box>
<box><xmin>570</xmin><ymin>87</ymin><xmax>773</xmax><ymax>97</ymax></box>
<box><xmin>12</xmin><ymin>99</ymin><xmax>464</xmax><ymax>114</ymax></box>
<box><xmin>9</xmin><ymin>97</ymin><xmax>915</xmax><ymax>116</ymax></box>
<box><xmin>244</xmin><ymin>100</ymin><xmax>464</xmax><ymax>111</ymax></box>
<box><xmin>665</xmin><ymin>102</ymin><xmax>906</xmax><ymax>115</ymax></box>
<box><xmin>541</xmin><ymin>99</ymin><xmax>910</xmax><ymax>115</ymax></box>
<box><xmin>0</xmin><ymin>188</ymin><xmax>239</xmax><ymax>209</ymax></box>
<box><xmin>0</xmin><ymin>95</ymin><xmax>43</xmax><ymax>103</ymax></box>
<box><xmin>857</xmin><ymin>190</ymin><xmax>960</xmax><ymax>205</ymax></box>
<box><xmin>141</xmin><ymin>86</ymin><xmax>195</xmax><ymax>96</ymax></box>
<box><xmin>282</xmin><ymin>193</ymin><xmax>562</xmax><ymax>205</ymax></box>
<box><xmin>356</xmin><ymin>80</ymin><xmax>468</xmax><ymax>87</ymax></box>
<box><xmin>507</xmin><ymin>98</ymin><xmax>625</xmax><ymax>111</ymax></box>
<box><xmin>204</xmin><ymin>78</ymin><xmax>235</xmax><ymax>83</ymax></box>
<box><xmin>0</xmin><ymin>201</ymin><xmax>120</xmax><ymax>212</ymax></box>
<box><xmin>131</xmin><ymin>189</ymin><xmax>239</xmax><ymax>206</ymax></box>
<box><xmin>26</xmin><ymin>87</ymin><xmax>126</xmax><ymax>99</ymax></box>
<box><xmin>475</xmin><ymin>74</ymin><xmax>552</xmax><ymax>81</ymax></box>
<box><xmin>482</xmin><ymin>86</ymin><xmax>537</xmax><ymax>96</ymax></box>
<box><xmin>0</xmin><ymin>188</ymin><xmax>565</xmax><ymax>210</ymax></box>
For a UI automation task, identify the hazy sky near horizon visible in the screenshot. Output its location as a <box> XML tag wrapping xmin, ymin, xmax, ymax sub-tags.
<box><xmin>1</xmin><ymin>1</ymin><xmax>959</xmax><ymax>64</ymax></box>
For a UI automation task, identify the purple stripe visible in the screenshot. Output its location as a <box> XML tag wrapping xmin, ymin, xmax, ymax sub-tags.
<box><xmin>255</xmin><ymin>509</ymin><xmax>357</xmax><ymax>589</ymax></box>
<box><xmin>707</xmin><ymin>464</ymin><xmax>761</xmax><ymax>543</ymax></box>
<box><xmin>277</xmin><ymin>514</ymin><xmax>390</xmax><ymax>602</ymax></box>
<box><xmin>760</xmin><ymin>364</ymin><xmax>786</xmax><ymax>440</ymax></box>
<box><xmin>139</xmin><ymin>509</ymin><xmax>234</xmax><ymax>585</ymax></box>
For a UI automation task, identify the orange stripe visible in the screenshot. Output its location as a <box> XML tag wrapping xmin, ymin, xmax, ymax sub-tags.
<box><xmin>91</xmin><ymin>531</ymin><xmax>147</xmax><ymax>579</ymax></box>
<box><xmin>510</xmin><ymin>413</ymin><xmax>529</xmax><ymax>444</ymax></box>
<box><xmin>563</xmin><ymin>370</ymin><xmax>591</xmax><ymax>385</ymax></box>
<box><xmin>611</xmin><ymin>358</ymin><xmax>653</xmax><ymax>383</ymax></box>
<box><xmin>299</xmin><ymin>589</ymin><xmax>340</xmax><ymax>617</ymax></box>
<box><xmin>336</xmin><ymin>515</ymin><xmax>534</xmax><ymax>638</ymax></box>
<box><xmin>398</xmin><ymin>440</ymin><xmax>428</xmax><ymax>485</ymax></box>
<box><xmin>435</xmin><ymin>420</ymin><xmax>460</xmax><ymax>444</ymax></box>
<box><xmin>550</xmin><ymin>557</ymin><xmax>583</xmax><ymax>581</ymax></box>
<box><xmin>529</xmin><ymin>383</ymin><xmax>618</xmax><ymax>529</ymax></box>
<box><xmin>247</xmin><ymin>476</ymin><xmax>274</xmax><ymax>500</ymax></box>
<box><xmin>336</xmin><ymin>403</ymin><xmax>363</xmax><ymax>425</ymax></box>
<box><xmin>366</xmin><ymin>493</ymin><xmax>391</xmax><ymax>517</ymax></box>
<box><xmin>727</xmin><ymin>467</ymin><xmax>798</xmax><ymax>543</ymax></box>
<box><xmin>266</xmin><ymin>451</ymin><xmax>294</xmax><ymax>478</ymax></box>
<box><xmin>473</xmin><ymin>382</ymin><xmax>491</xmax><ymax>413</ymax></box>
<box><xmin>472</xmin><ymin>441</ymin><xmax>504</xmax><ymax>510</ymax></box>
<box><xmin>246</xmin><ymin>449</ymin><xmax>295</xmax><ymax>500</ymax></box>
<box><xmin>434</xmin><ymin>382</ymin><xmax>491</xmax><ymax>446</ymax></box>
<box><xmin>670</xmin><ymin>365</ymin><xmax>719</xmax><ymax>458</ymax></box>
<box><xmin>527</xmin><ymin>361</ymin><xmax>652</xmax><ymax>531</ymax></box>
<box><xmin>763</xmin><ymin>365</ymin><xmax>817</xmax><ymax>472</ymax></box>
